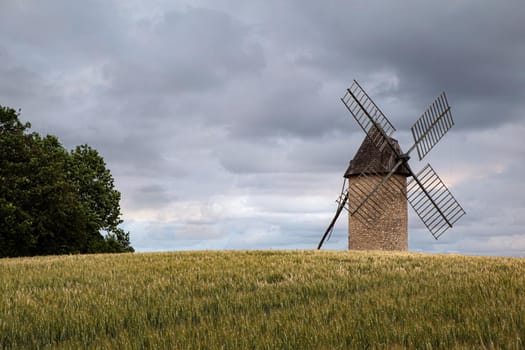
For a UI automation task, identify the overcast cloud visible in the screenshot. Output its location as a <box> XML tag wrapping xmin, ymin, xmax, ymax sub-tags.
<box><xmin>1</xmin><ymin>1</ymin><xmax>524</xmax><ymax>256</ymax></box>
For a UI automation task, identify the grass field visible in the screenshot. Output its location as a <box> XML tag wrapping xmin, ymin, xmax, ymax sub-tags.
<box><xmin>1</xmin><ymin>250</ymin><xmax>524</xmax><ymax>349</ymax></box>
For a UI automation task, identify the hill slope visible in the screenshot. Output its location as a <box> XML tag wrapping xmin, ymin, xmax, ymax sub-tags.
<box><xmin>1</xmin><ymin>250</ymin><xmax>524</xmax><ymax>349</ymax></box>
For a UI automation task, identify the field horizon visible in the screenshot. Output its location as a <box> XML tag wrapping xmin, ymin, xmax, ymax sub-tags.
<box><xmin>1</xmin><ymin>250</ymin><xmax>524</xmax><ymax>349</ymax></box>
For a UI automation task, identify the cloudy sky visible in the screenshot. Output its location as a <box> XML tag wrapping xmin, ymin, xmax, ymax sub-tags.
<box><xmin>1</xmin><ymin>1</ymin><xmax>524</xmax><ymax>256</ymax></box>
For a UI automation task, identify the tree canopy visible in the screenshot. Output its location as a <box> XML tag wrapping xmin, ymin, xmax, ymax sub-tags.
<box><xmin>0</xmin><ymin>105</ymin><xmax>134</xmax><ymax>257</ymax></box>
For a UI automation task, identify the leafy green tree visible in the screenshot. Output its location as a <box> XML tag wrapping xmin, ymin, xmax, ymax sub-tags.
<box><xmin>0</xmin><ymin>106</ymin><xmax>35</xmax><ymax>256</ymax></box>
<box><xmin>0</xmin><ymin>105</ymin><xmax>133</xmax><ymax>257</ymax></box>
<box><xmin>28</xmin><ymin>134</ymin><xmax>91</xmax><ymax>255</ymax></box>
<box><xmin>69</xmin><ymin>145</ymin><xmax>133</xmax><ymax>253</ymax></box>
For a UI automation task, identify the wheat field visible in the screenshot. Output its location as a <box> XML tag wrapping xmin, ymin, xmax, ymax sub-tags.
<box><xmin>1</xmin><ymin>250</ymin><xmax>524</xmax><ymax>349</ymax></box>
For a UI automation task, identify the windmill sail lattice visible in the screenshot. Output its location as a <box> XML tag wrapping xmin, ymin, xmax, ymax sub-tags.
<box><xmin>342</xmin><ymin>80</ymin><xmax>396</xmax><ymax>151</ymax></box>
<box><xmin>318</xmin><ymin>80</ymin><xmax>466</xmax><ymax>249</ymax></box>
<box><xmin>346</xmin><ymin>159</ymin><xmax>405</xmax><ymax>226</ymax></box>
<box><xmin>410</xmin><ymin>92</ymin><xmax>454</xmax><ymax>161</ymax></box>
<box><xmin>407</xmin><ymin>164</ymin><xmax>466</xmax><ymax>238</ymax></box>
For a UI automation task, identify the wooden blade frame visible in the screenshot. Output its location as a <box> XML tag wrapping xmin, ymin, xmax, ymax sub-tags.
<box><xmin>342</xmin><ymin>80</ymin><xmax>397</xmax><ymax>152</ymax></box>
<box><xmin>409</xmin><ymin>92</ymin><xmax>453</xmax><ymax>161</ymax></box>
<box><xmin>407</xmin><ymin>164</ymin><xmax>466</xmax><ymax>239</ymax></box>
<box><xmin>347</xmin><ymin>159</ymin><xmax>405</xmax><ymax>226</ymax></box>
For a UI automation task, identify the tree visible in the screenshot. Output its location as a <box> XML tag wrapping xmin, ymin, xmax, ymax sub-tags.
<box><xmin>0</xmin><ymin>105</ymin><xmax>133</xmax><ymax>257</ymax></box>
<box><xmin>0</xmin><ymin>106</ymin><xmax>36</xmax><ymax>256</ymax></box>
<box><xmin>69</xmin><ymin>145</ymin><xmax>134</xmax><ymax>253</ymax></box>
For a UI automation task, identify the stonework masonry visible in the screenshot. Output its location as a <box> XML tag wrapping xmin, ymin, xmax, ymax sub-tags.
<box><xmin>348</xmin><ymin>174</ymin><xmax>408</xmax><ymax>250</ymax></box>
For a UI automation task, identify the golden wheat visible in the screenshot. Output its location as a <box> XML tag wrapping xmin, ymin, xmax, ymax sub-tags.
<box><xmin>0</xmin><ymin>250</ymin><xmax>524</xmax><ymax>349</ymax></box>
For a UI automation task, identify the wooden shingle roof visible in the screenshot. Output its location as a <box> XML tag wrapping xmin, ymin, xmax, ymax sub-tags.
<box><xmin>344</xmin><ymin>129</ymin><xmax>410</xmax><ymax>178</ymax></box>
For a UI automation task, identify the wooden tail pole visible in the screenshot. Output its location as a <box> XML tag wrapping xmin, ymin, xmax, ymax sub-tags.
<box><xmin>317</xmin><ymin>193</ymin><xmax>348</xmax><ymax>249</ymax></box>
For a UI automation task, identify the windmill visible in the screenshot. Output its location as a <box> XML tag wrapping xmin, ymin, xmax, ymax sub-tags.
<box><xmin>317</xmin><ymin>80</ymin><xmax>465</xmax><ymax>250</ymax></box>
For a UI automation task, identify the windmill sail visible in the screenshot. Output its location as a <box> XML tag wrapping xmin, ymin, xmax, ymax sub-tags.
<box><xmin>350</xmin><ymin>170</ymin><xmax>407</xmax><ymax>226</ymax></box>
<box><xmin>347</xmin><ymin>159</ymin><xmax>406</xmax><ymax>226</ymax></box>
<box><xmin>410</xmin><ymin>92</ymin><xmax>453</xmax><ymax>161</ymax></box>
<box><xmin>407</xmin><ymin>164</ymin><xmax>466</xmax><ymax>238</ymax></box>
<box><xmin>342</xmin><ymin>80</ymin><xmax>396</xmax><ymax>152</ymax></box>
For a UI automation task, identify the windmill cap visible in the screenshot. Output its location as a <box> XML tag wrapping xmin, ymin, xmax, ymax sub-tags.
<box><xmin>344</xmin><ymin>131</ymin><xmax>410</xmax><ymax>177</ymax></box>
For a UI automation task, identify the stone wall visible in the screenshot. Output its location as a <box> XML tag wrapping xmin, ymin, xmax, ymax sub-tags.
<box><xmin>348</xmin><ymin>174</ymin><xmax>408</xmax><ymax>250</ymax></box>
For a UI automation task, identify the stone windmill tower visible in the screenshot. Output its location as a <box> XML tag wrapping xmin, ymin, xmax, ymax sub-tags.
<box><xmin>343</xmin><ymin>129</ymin><xmax>410</xmax><ymax>250</ymax></box>
<box><xmin>317</xmin><ymin>80</ymin><xmax>466</xmax><ymax>250</ymax></box>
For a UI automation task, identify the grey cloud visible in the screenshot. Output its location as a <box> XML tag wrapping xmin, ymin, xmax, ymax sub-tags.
<box><xmin>121</xmin><ymin>184</ymin><xmax>177</xmax><ymax>212</ymax></box>
<box><xmin>1</xmin><ymin>0</ymin><xmax>524</xmax><ymax>256</ymax></box>
<box><xmin>216</xmin><ymin>132</ymin><xmax>360</xmax><ymax>175</ymax></box>
<box><xmin>204</xmin><ymin>73</ymin><xmax>353</xmax><ymax>141</ymax></box>
<box><xmin>0</xmin><ymin>48</ymin><xmax>49</xmax><ymax>98</ymax></box>
<box><xmin>257</xmin><ymin>1</ymin><xmax>525</xmax><ymax>130</ymax></box>
<box><xmin>106</xmin><ymin>7</ymin><xmax>265</xmax><ymax>97</ymax></box>
<box><xmin>0</xmin><ymin>0</ymin><xmax>124</xmax><ymax>64</ymax></box>
<box><xmin>0</xmin><ymin>49</ymin><xmax>41</xmax><ymax>99</ymax></box>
